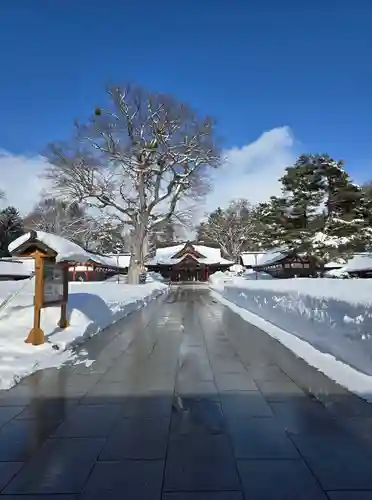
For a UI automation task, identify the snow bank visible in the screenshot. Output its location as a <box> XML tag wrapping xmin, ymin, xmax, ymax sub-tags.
<box><xmin>146</xmin><ymin>271</ymin><xmax>165</xmax><ymax>283</ymax></box>
<box><xmin>0</xmin><ymin>280</ymin><xmax>167</xmax><ymax>390</ymax></box>
<box><xmin>210</xmin><ymin>275</ymin><xmax>372</xmax><ymax>400</ymax></box>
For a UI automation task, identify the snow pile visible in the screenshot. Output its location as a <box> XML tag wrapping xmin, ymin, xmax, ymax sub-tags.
<box><xmin>0</xmin><ymin>280</ymin><xmax>167</xmax><ymax>390</ymax></box>
<box><xmin>243</xmin><ymin>270</ymin><xmax>276</xmax><ymax>280</ymax></box>
<box><xmin>210</xmin><ymin>269</ymin><xmax>275</xmax><ymax>285</ymax></box>
<box><xmin>229</xmin><ymin>264</ymin><xmax>245</xmax><ymax>275</ymax></box>
<box><xmin>146</xmin><ymin>271</ymin><xmax>165</xmax><ymax>283</ymax></box>
<box><xmin>209</xmin><ymin>271</ymin><xmax>234</xmax><ymax>286</ymax></box>
<box><xmin>210</xmin><ymin>276</ymin><xmax>372</xmax><ymax>400</ymax></box>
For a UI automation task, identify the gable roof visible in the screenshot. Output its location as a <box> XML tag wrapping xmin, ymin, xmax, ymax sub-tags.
<box><xmin>146</xmin><ymin>242</ymin><xmax>233</xmax><ymax>266</ymax></box>
<box><xmin>255</xmin><ymin>247</ymin><xmax>290</xmax><ymax>267</ymax></box>
<box><xmin>241</xmin><ymin>252</ymin><xmax>266</xmax><ymax>267</ymax></box>
<box><xmin>341</xmin><ymin>253</ymin><xmax>372</xmax><ymax>273</ymax></box>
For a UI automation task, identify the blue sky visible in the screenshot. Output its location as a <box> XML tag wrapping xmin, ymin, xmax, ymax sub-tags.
<box><xmin>0</xmin><ymin>0</ymin><xmax>371</xmax><ymax>213</ymax></box>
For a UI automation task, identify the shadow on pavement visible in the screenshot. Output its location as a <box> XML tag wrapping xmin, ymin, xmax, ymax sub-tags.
<box><xmin>0</xmin><ymin>286</ymin><xmax>372</xmax><ymax>499</ymax></box>
<box><xmin>1</xmin><ymin>371</ymin><xmax>372</xmax><ymax>499</ymax></box>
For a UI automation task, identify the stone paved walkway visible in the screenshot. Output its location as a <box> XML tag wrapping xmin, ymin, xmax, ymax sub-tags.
<box><xmin>1</xmin><ymin>286</ymin><xmax>372</xmax><ymax>499</ymax></box>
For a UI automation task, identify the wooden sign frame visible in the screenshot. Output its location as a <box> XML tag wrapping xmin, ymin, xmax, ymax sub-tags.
<box><xmin>41</xmin><ymin>257</ymin><xmax>68</xmax><ymax>308</ymax></box>
<box><xmin>25</xmin><ymin>253</ymin><xmax>69</xmax><ymax>346</ymax></box>
<box><xmin>9</xmin><ymin>232</ymin><xmax>70</xmax><ymax>346</ymax></box>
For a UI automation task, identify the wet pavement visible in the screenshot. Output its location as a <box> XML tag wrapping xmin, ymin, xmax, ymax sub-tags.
<box><xmin>1</xmin><ymin>285</ymin><xmax>372</xmax><ymax>499</ymax></box>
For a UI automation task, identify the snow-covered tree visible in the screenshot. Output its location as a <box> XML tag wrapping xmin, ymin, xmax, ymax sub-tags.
<box><xmin>254</xmin><ymin>154</ymin><xmax>372</xmax><ymax>262</ymax></box>
<box><xmin>196</xmin><ymin>199</ymin><xmax>260</xmax><ymax>261</ymax></box>
<box><xmin>148</xmin><ymin>219</ymin><xmax>175</xmax><ymax>249</ymax></box>
<box><xmin>24</xmin><ymin>198</ymin><xmax>91</xmax><ymax>244</ymax></box>
<box><xmin>278</xmin><ymin>155</ymin><xmax>325</xmax><ymax>249</ymax></box>
<box><xmin>308</xmin><ymin>156</ymin><xmax>370</xmax><ymax>260</ymax></box>
<box><xmin>254</xmin><ymin>196</ymin><xmax>293</xmax><ymax>249</ymax></box>
<box><xmin>0</xmin><ymin>206</ymin><xmax>24</xmax><ymax>257</ymax></box>
<box><xmin>90</xmin><ymin>222</ymin><xmax>128</xmax><ymax>254</ymax></box>
<box><xmin>43</xmin><ymin>83</ymin><xmax>220</xmax><ymax>283</ymax></box>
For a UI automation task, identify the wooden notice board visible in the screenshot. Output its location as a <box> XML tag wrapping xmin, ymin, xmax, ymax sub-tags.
<box><xmin>9</xmin><ymin>231</ymin><xmax>70</xmax><ymax>345</ymax></box>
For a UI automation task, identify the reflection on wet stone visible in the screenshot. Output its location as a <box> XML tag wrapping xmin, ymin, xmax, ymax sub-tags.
<box><xmin>170</xmin><ymin>398</ymin><xmax>225</xmax><ymax>436</ymax></box>
<box><xmin>1</xmin><ymin>287</ymin><xmax>372</xmax><ymax>498</ymax></box>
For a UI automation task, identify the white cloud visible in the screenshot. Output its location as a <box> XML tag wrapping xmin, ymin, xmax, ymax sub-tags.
<box><xmin>0</xmin><ymin>150</ymin><xmax>49</xmax><ymax>214</ymax></box>
<box><xmin>0</xmin><ymin>126</ymin><xmax>297</xmax><ymax>221</ymax></box>
<box><xmin>204</xmin><ymin>126</ymin><xmax>297</xmax><ymax>213</ymax></box>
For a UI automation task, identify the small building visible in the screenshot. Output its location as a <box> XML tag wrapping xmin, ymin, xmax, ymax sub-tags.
<box><xmin>0</xmin><ymin>258</ymin><xmax>34</xmax><ymax>281</ymax></box>
<box><xmin>146</xmin><ymin>242</ymin><xmax>233</xmax><ymax>282</ymax></box>
<box><xmin>323</xmin><ymin>260</ymin><xmax>344</xmax><ymax>272</ymax></box>
<box><xmin>340</xmin><ymin>253</ymin><xmax>372</xmax><ymax>278</ymax></box>
<box><xmin>68</xmin><ymin>254</ymin><xmax>130</xmax><ymax>282</ymax></box>
<box><xmin>8</xmin><ymin>230</ymin><xmax>129</xmax><ymax>282</ymax></box>
<box><xmin>253</xmin><ymin>248</ymin><xmax>317</xmax><ymax>278</ymax></box>
<box><xmin>240</xmin><ymin>252</ymin><xmax>266</xmax><ymax>269</ymax></box>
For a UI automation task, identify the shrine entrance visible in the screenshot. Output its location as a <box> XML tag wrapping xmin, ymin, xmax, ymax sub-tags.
<box><xmin>171</xmin><ymin>256</ymin><xmax>208</xmax><ymax>282</ymax></box>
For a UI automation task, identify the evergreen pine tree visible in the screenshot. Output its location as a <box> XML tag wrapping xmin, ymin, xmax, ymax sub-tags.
<box><xmin>0</xmin><ymin>206</ymin><xmax>24</xmax><ymax>257</ymax></box>
<box><xmin>255</xmin><ymin>196</ymin><xmax>293</xmax><ymax>249</ymax></box>
<box><xmin>310</xmin><ymin>156</ymin><xmax>369</xmax><ymax>260</ymax></box>
<box><xmin>258</xmin><ymin>154</ymin><xmax>371</xmax><ymax>262</ymax></box>
<box><xmin>279</xmin><ymin>154</ymin><xmax>324</xmax><ymax>251</ymax></box>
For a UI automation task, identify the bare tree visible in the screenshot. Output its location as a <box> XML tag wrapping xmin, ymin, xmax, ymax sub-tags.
<box><xmin>197</xmin><ymin>199</ymin><xmax>259</xmax><ymax>262</ymax></box>
<box><xmin>43</xmin><ymin>83</ymin><xmax>220</xmax><ymax>283</ymax></box>
<box><xmin>24</xmin><ymin>198</ymin><xmax>92</xmax><ymax>242</ymax></box>
<box><xmin>24</xmin><ymin>197</ymin><xmax>126</xmax><ymax>252</ymax></box>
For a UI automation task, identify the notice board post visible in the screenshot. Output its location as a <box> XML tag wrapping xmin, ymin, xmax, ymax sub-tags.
<box><xmin>26</xmin><ymin>250</ymin><xmax>44</xmax><ymax>345</ymax></box>
<box><xmin>25</xmin><ymin>253</ymin><xmax>69</xmax><ymax>345</ymax></box>
<box><xmin>9</xmin><ymin>231</ymin><xmax>70</xmax><ymax>346</ymax></box>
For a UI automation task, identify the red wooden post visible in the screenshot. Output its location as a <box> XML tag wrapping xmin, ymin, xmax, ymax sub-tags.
<box><xmin>204</xmin><ymin>265</ymin><xmax>209</xmax><ymax>281</ymax></box>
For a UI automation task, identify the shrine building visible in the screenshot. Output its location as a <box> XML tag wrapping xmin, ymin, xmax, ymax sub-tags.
<box><xmin>146</xmin><ymin>242</ymin><xmax>233</xmax><ymax>282</ymax></box>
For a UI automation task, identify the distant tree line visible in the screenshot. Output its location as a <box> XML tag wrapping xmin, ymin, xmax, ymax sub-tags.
<box><xmin>2</xmin><ymin>154</ymin><xmax>371</xmax><ymax>266</ymax></box>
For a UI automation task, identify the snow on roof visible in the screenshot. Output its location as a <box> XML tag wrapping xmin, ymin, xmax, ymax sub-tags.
<box><xmin>194</xmin><ymin>245</ymin><xmax>225</xmax><ymax>263</ymax></box>
<box><xmin>150</xmin><ymin>244</ymin><xmax>184</xmax><ymax>264</ymax></box>
<box><xmin>324</xmin><ymin>260</ymin><xmax>345</xmax><ymax>269</ymax></box>
<box><xmin>341</xmin><ymin>254</ymin><xmax>372</xmax><ymax>273</ymax></box>
<box><xmin>256</xmin><ymin>247</ymin><xmax>289</xmax><ymax>267</ymax></box>
<box><xmin>146</xmin><ymin>243</ymin><xmax>233</xmax><ymax>265</ymax></box>
<box><xmin>241</xmin><ymin>252</ymin><xmax>266</xmax><ymax>267</ymax></box>
<box><xmin>105</xmin><ymin>254</ymin><xmax>131</xmax><ymax>268</ymax></box>
<box><xmin>8</xmin><ymin>231</ymin><xmax>124</xmax><ymax>268</ymax></box>
<box><xmin>323</xmin><ymin>267</ymin><xmax>349</xmax><ymax>278</ymax></box>
<box><xmin>0</xmin><ymin>260</ymin><xmax>33</xmax><ymax>277</ymax></box>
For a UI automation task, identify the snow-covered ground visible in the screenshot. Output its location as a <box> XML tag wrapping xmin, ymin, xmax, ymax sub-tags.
<box><xmin>210</xmin><ymin>272</ymin><xmax>372</xmax><ymax>402</ymax></box>
<box><xmin>0</xmin><ymin>279</ymin><xmax>167</xmax><ymax>390</ymax></box>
